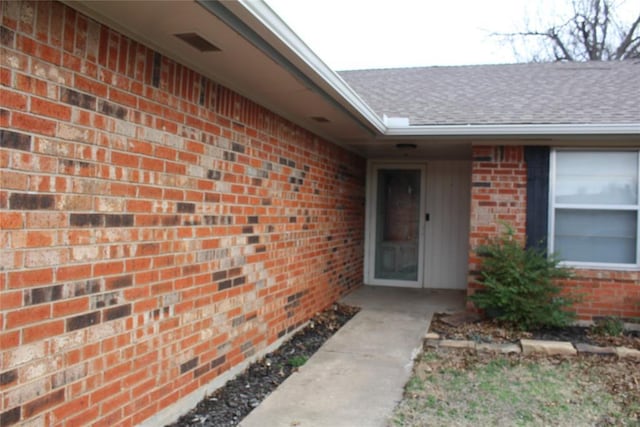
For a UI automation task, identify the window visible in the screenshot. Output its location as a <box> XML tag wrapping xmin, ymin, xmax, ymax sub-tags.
<box><xmin>549</xmin><ymin>149</ymin><xmax>640</xmax><ymax>268</ymax></box>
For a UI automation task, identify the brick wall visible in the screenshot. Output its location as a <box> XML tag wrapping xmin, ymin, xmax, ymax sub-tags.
<box><xmin>0</xmin><ymin>2</ymin><xmax>365</xmax><ymax>426</ymax></box>
<box><xmin>468</xmin><ymin>145</ymin><xmax>640</xmax><ymax>321</ymax></box>
<box><xmin>467</xmin><ymin>145</ymin><xmax>527</xmax><ymax>298</ymax></box>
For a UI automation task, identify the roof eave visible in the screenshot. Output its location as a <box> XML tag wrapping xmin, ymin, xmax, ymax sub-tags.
<box><xmin>233</xmin><ymin>0</ymin><xmax>387</xmax><ymax>134</ymax></box>
<box><xmin>384</xmin><ymin>123</ymin><xmax>640</xmax><ymax>137</ymax></box>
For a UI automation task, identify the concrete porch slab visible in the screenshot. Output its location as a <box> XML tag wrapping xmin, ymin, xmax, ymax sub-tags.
<box><xmin>239</xmin><ymin>286</ymin><xmax>465</xmax><ymax>427</ymax></box>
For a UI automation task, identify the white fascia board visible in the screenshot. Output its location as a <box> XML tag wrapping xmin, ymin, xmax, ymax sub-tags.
<box><xmin>237</xmin><ymin>0</ymin><xmax>387</xmax><ymax>133</ymax></box>
<box><xmin>385</xmin><ymin>123</ymin><xmax>640</xmax><ymax>137</ymax></box>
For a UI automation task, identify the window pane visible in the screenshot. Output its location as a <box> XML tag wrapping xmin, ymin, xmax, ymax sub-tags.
<box><xmin>554</xmin><ymin>209</ymin><xmax>637</xmax><ymax>264</ymax></box>
<box><xmin>555</xmin><ymin>151</ymin><xmax>638</xmax><ymax>205</ymax></box>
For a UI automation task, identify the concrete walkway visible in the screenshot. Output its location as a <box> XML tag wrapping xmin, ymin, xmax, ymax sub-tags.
<box><xmin>240</xmin><ymin>286</ymin><xmax>465</xmax><ymax>427</ymax></box>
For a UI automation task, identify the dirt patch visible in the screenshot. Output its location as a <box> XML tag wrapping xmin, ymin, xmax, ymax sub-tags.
<box><xmin>166</xmin><ymin>303</ymin><xmax>359</xmax><ymax>427</ymax></box>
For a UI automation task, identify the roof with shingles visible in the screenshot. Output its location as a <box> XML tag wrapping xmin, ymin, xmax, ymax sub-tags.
<box><xmin>339</xmin><ymin>61</ymin><xmax>640</xmax><ymax>126</ymax></box>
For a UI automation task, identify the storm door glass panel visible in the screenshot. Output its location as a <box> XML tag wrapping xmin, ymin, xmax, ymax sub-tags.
<box><xmin>374</xmin><ymin>169</ymin><xmax>420</xmax><ymax>281</ymax></box>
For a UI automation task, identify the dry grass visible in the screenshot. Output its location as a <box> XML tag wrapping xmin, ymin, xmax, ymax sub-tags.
<box><xmin>391</xmin><ymin>348</ymin><xmax>640</xmax><ymax>427</ymax></box>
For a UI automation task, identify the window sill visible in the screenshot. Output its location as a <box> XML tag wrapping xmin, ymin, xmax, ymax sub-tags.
<box><xmin>559</xmin><ymin>262</ymin><xmax>640</xmax><ymax>272</ymax></box>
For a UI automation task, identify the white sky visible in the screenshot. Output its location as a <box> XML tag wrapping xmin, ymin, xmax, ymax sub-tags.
<box><xmin>265</xmin><ymin>0</ymin><xmax>640</xmax><ymax>70</ymax></box>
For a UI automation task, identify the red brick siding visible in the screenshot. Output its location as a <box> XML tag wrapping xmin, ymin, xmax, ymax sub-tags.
<box><xmin>468</xmin><ymin>145</ymin><xmax>527</xmax><ymax>297</ymax></box>
<box><xmin>468</xmin><ymin>145</ymin><xmax>640</xmax><ymax>321</ymax></box>
<box><xmin>0</xmin><ymin>2</ymin><xmax>365</xmax><ymax>426</ymax></box>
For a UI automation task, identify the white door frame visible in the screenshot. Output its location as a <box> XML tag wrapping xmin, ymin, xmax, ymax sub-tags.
<box><xmin>364</xmin><ymin>162</ymin><xmax>427</xmax><ymax>288</ymax></box>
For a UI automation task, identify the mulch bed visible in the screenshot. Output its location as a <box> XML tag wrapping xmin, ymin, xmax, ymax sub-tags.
<box><xmin>166</xmin><ymin>303</ymin><xmax>360</xmax><ymax>427</ymax></box>
<box><xmin>430</xmin><ymin>312</ymin><xmax>640</xmax><ymax>350</ymax></box>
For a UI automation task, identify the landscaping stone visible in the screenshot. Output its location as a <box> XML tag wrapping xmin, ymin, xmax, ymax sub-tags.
<box><xmin>614</xmin><ymin>347</ymin><xmax>640</xmax><ymax>359</ymax></box>
<box><xmin>575</xmin><ymin>343</ymin><xmax>616</xmax><ymax>356</ymax></box>
<box><xmin>425</xmin><ymin>339</ymin><xmax>440</xmax><ymax>348</ymax></box>
<box><xmin>424</xmin><ymin>332</ymin><xmax>440</xmax><ymax>340</ymax></box>
<box><xmin>520</xmin><ymin>339</ymin><xmax>577</xmax><ymax>356</ymax></box>
<box><xmin>439</xmin><ymin>339</ymin><xmax>476</xmax><ymax>349</ymax></box>
<box><xmin>440</xmin><ymin>311</ymin><xmax>482</xmax><ymax>327</ymax></box>
<box><xmin>476</xmin><ymin>343</ymin><xmax>521</xmax><ymax>354</ymax></box>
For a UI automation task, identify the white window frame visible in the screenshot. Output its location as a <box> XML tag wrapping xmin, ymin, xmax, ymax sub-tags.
<box><xmin>548</xmin><ymin>148</ymin><xmax>640</xmax><ymax>270</ymax></box>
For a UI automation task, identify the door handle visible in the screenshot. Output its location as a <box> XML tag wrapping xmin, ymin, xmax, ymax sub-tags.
<box><xmin>425</xmin><ymin>213</ymin><xmax>430</xmax><ymax>222</ymax></box>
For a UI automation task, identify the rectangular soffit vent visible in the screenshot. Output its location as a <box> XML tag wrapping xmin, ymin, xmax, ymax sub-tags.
<box><xmin>174</xmin><ymin>33</ymin><xmax>221</xmax><ymax>52</ymax></box>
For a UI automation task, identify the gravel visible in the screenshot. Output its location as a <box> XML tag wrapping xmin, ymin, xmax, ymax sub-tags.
<box><xmin>165</xmin><ymin>303</ymin><xmax>359</xmax><ymax>427</ymax></box>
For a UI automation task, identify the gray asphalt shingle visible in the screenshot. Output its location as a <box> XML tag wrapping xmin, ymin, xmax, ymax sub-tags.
<box><xmin>339</xmin><ymin>61</ymin><xmax>640</xmax><ymax>126</ymax></box>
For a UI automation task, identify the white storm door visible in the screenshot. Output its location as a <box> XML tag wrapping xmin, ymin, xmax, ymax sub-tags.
<box><xmin>365</xmin><ymin>164</ymin><xmax>426</xmax><ymax>288</ymax></box>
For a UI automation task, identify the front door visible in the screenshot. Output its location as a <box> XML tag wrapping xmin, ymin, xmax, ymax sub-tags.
<box><xmin>365</xmin><ymin>161</ymin><xmax>470</xmax><ymax>289</ymax></box>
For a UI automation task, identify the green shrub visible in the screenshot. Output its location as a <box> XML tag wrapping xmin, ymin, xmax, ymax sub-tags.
<box><xmin>593</xmin><ymin>317</ymin><xmax>624</xmax><ymax>336</ymax></box>
<box><xmin>468</xmin><ymin>225</ymin><xmax>576</xmax><ymax>331</ymax></box>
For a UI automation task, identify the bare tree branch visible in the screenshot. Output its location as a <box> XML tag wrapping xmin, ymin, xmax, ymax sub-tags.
<box><xmin>615</xmin><ymin>14</ymin><xmax>640</xmax><ymax>59</ymax></box>
<box><xmin>494</xmin><ymin>0</ymin><xmax>639</xmax><ymax>62</ymax></box>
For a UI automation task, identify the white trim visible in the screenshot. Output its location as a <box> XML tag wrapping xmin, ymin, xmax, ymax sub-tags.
<box><xmin>385</xmin><ymin>123</ymin><xmax>640</xmax><ymax>137</ymax></box>
<box><xmin>548</xmin><ymin>149</ymin><xmax>640</xmax><ymax>269</ymax></box>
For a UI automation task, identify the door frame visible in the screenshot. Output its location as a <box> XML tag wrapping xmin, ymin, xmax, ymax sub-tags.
<box><xmin>364</xmin><ymin>162</ymin><xmax>427</xmax><ymax>288</ymax></box>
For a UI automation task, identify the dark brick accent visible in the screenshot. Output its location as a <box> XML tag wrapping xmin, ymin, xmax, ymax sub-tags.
<box><xmin>233</xmin><ymin>276</ymin><xmax>245</xmax><ymax>287</ymax></box>
<box><xmin>262</xmin><ymin>198</ymin><xmax>272</xmax><ymax>206</ymax></box>
<box><xmin>218</xmin><ymin>280</ymin><xmax>232</xmax><ymax>291</ymax></box>
<box><xmin>247</xmin><ymin>236</ymin><xmax>259</xmax><ymax>244</ymax></box>
<box><xmin>0</xmin><ymin>407</ymin><xmax>20</xmax><ymax>426</ymax></box>
<box><xmin>105</xmin><ymin>275</ymin><xmax>133</xmax><ymax>290</ymax></box>
<box><xmin>255</xmin><ymin>245</ymin><xmax>266</xmax><ymax>253</ymax></box>
<box><xmin>61</xmin><ymin>88</ymin><xmax>96</xmax><ymax>110</ymax></box>
<box><xmin>177</xmin><ymin>202</ymin><xmax>195</xmax><ymax>213</ymax></box>
<box><xmin>472</xmin><ymin>182</ymin><xmax>491</xmax><ymax>187</ymax></box>
<box><xmin>67</xmin><ymin>311</ymin><xmax>100</xmax><ymax>331</ymax></box>
<box><xmin>194</xmin><ymin>364</ymin><xmax>210</xmax><ymax>378</ymax></box>
<box><xmin>242</xmin><ymin>226</ymin><xmax>253</xmax><ymax>234</ymax></box>
<box><xmin>180</xmin><ymin>357</ymin><xmax>198</xmax><ymax>374</ymax></box>
<box><xmin>0</xmin><ymin>25</ymin><xmax>15</xmax><ymax>46</ymax></box>
<box><xmin>60</xmin><ymin>159</ymin><xmax>91</xmax><ymax>169</ymax></box>
<box><xmin>9</xmin><ymin>193</ymin><xmax>54</xmax><ymax>210</ymax></box>
<box><xmin>289</xmin><ymin>217</ymin><xmax>296</xmax><ymax>223</ymax></box>
<box><xmin>247</xmin><ymin>216</ymin><xmax>258</xmax><ymax>224</ymax></box>
<box><xmin>287</xmin><ymin>291</ymin><xmax>305</xmax><ymax>302</ymax></box>
<box><xmin>70</xmin><ymin>213</ymin><xmax>103</xmax><ymax>227</ymax></box>
<box><xmin>72</xmin><ymin>280</ymin><xmax>102</xmax><ymax>296</ymax></box>
<box><xmin>240</xmin><ymin>341</ymin><xmax>253</xmax><ymax>352</ymax></box>
<box><xmin>104</xmin><ymin>304</ymin><xmax>131</xmax><ymax>321</ymax></box>
<box><xmin>231</xmin><ymin>315</ymin><xmax>244</xmax><ymax>327</ymax></box>
<box><xmin>24</xmin><ymin>285</ymin><xmax>63</xmax><ymax>305</ymax></box>
<box><xmin>223</xmin><ymin>151</ymin><xmax>235</xmax><ymax>162</ymax></box>
<box><xmin>104</xmin><ymin>214</ymin><xmax>134</xmax><ymax>227</ymax></box>
<box><xmin>228</xmin><ymin>267</ymin><xmax>242</xmax><ymax>277</ymax></box>
<box><xmin>212</xmin><ymin>270</ymin><xmax>227</xmax><ymax>281</ymax></box>
<box><xmin>23</xmin><ymin>389</ymin><xmax>64</xmax><ymax>418</ymax></box>
<box><xmin>473</xmin><ymin>156</ymin><xmax>492</xmax><ymax>161</ymax></box>
<box><xmin>210</xmin><ymin>355</ymin><xmax>226</xmax><ymax>369</ymax></box>
<box><xmin>98</xmin><ymin>100</ymin><xmax>127</xmax><ymax>119</ymax></box>
<box><xmin>207</xmin><ymin>170</ymin><xmax>221</xmax><ymax>180</ymax></box>
<box><xmin>199</xmin><ymin>76</ymin><xmax>206</xmax><ymax>106</ymax></box>
<box><xmin>0</xmin><ymin>129</ymin><xmax>31</xmax><ymax>151</ymax></box>
<box><xmin>231</xmin><ymin>142</ymin><xmax>245</xmax><ymax>153</ymax></box>
<box><xmin>152</xmin><ymin>52</ymin><xmax>161</xmax><ymax>87</ymax></box>
<box><xmin>0</xmin><ymin>369</ymin><xmax>17</xmax><ymax>386</ymax></box>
